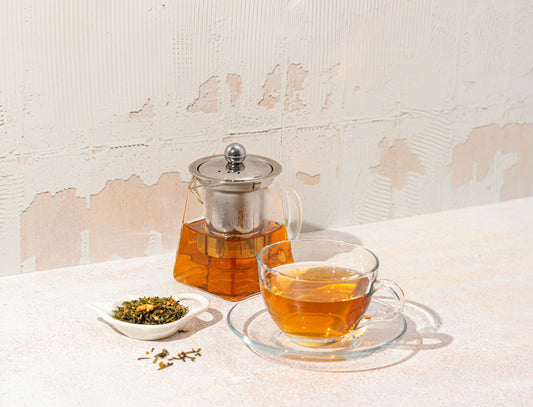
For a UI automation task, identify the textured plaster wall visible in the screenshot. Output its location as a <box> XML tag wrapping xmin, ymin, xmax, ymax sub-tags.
<box><xmin>1</xmin><ymin>0</ymin><xmax>533</xmax><ymax>275</ymax></box>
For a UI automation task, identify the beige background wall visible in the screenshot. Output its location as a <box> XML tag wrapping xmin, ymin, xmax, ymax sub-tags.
<box><xmin>1</xmin><ymin>0</ymin><xmax>532</xmax><ymax>276</ymax></box>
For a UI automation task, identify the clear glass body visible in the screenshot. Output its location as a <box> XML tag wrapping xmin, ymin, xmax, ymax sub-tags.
<box><xmin>173</xmin><ymin>178</ymin><xmax>296</xmax><ymax>301</ymax></box>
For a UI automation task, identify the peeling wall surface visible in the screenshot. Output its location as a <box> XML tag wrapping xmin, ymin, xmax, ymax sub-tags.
<box><xmin>1</xmin><ymin>1</ymin><xmax>533</xmax><ymax>275</ymax></box>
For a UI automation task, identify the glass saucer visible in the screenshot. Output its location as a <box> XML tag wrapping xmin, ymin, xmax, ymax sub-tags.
<box><xmin>227</xmin><ymin>294</ymin><xmax>407</xmax><ymax>371</ymax></box>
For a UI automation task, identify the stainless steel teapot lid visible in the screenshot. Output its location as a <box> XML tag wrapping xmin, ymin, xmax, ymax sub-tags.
<box><xmin>189</xmin><ymin>143</ymin><xmax>282</xmax><ymax>188</ymax></box>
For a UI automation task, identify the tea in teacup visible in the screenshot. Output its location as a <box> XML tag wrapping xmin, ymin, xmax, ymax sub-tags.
<box><xmin>257</xmin><ymin>239</ymin><xmax>405</xmax><ymax>347</ymax></box>
<box><xmin>261</xmin><ymin>261</ymin><xmax>372</xmax><ymax>340</ymax></box>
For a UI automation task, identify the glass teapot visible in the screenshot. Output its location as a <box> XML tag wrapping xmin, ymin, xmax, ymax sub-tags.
<box><xmin>173</xmin><ymin>143</ymin><xmax>302</xmax><ymax>301</ymax></box>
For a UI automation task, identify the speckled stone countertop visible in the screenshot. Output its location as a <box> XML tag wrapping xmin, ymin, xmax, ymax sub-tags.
<box><xmin>2</xmin><ymin>198</ymin><xmax>532</xmax><ymax>406</ymax></box>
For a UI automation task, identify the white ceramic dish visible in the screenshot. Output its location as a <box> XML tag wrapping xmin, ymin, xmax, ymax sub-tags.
<box><xmin>87</xmin><ymin>293</ymin><xmax>210</xmax><ymax>341</ymax></box>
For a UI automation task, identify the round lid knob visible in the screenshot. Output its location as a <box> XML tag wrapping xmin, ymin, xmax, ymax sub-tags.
<box><xmin>224</xmin><ymin>143</ymin><xmax>246</xmax><ymax>166</ymax></box>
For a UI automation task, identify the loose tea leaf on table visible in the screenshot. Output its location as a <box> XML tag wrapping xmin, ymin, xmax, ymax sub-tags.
<box><xmin>139</xmin><ymin>348</ymin><xmax>202</xmax><ymax>370</ymax></box>
<box><xmin>113</xmin><ymin>296</ymin><xmax>188</xmax><ymax>324</ymax></box>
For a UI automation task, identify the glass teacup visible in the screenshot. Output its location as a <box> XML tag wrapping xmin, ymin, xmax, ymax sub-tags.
<box><xmin>257</xmin><ymin>239</ymin><xmax>405</xmax><ymax>347</ymax></box>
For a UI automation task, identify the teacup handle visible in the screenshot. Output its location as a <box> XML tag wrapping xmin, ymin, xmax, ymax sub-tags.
<box><xmin>281</xmin><ymin>186</ymin><xmax>302</xmax><ymax>239</ymax></box>
<box><xmin>357</xmin><ymin>279</ymin><xmax>405</xmax><ymax>328</ymax></box>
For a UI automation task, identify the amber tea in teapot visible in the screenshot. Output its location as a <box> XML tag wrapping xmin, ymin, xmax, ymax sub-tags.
<box><xmin>173</xmin><ymin>143</ymin><xmax>301</xmax><ymax>301</ymax></box>
<box><xmin>174</xmin><ymin>220</ymin><xmax>288</xmax><ymax>301</ymax></box>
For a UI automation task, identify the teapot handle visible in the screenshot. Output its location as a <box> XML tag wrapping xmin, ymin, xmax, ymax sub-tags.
<box><xmin>281</xmin><ymin>186</ymin><xmax>302</xmax><ymax>239</ymax></box>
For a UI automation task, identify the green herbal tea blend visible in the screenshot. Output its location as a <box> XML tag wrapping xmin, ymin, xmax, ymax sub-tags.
<box><xmin>113</xmin><ymin>296</ymin><xmax>188</xmax><ymax>325</ymax></box>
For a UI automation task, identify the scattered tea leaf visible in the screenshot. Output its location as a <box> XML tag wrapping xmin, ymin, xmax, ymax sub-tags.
<box><xmin>152</xmin><ymin>348</ymin><xmax>169</xmax><ymax>364</ymax></box>
<box><xmin>158</xmin><ymin>361</ymin><xmax>173</xmax><ymax>370</ymax></box>
<box><xmin>139</xmin><ymin>347</ymin><xmax>202</xmax><ymax>370</ymax></box>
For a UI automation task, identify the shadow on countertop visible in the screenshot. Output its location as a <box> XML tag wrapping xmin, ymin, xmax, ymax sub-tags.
<box><xmin>159</xmin><ymin>307</ymin><xmax>224</xmax><ymax>341</ymax></box>
<box><xmin>336</xmin><ymin>299</ymin><xmax>454</xmax><ymax>372</ymax></box>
